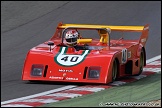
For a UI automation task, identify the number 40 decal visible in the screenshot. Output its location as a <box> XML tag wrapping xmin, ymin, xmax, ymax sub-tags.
<box><xmin>61</xmin><ymin>56</ymin><xmax>79</xmax><ymax>62</ymax></box>
<box><xmin>55</xmin><ymin>47</ymin><xmax>90</xmax><ymax>66</ymax></box>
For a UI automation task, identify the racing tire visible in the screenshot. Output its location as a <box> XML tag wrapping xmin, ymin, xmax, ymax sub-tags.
<box><xmin>136</xmin><ymin>49</ymin><xmax>145</xmax><ymax>76</ymax></box>
<box><xmin>112</xmin><ymin>59</ymin><xmax>118</xmax><ymax>82</ymax></box>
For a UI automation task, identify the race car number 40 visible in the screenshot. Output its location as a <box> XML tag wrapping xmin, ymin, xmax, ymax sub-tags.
<box><xmin>54</xmin><ymin>47</ymin><xmax>90</xmax><ymax>66</ymax></box>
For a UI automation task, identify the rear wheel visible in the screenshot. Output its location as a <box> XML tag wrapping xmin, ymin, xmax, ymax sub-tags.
<box><xmin>136</xmin><ymin>49</ymin><xmax>145</xmax><ymax>75</ymax></box>
<box><xmin>112</xmin><ymin>60</ymin><xmax>118</xmax><ymax>82</ymax></box>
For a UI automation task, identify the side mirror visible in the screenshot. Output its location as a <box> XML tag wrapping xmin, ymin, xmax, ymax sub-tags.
<box><xmin>47</xmin><ymin>41</ymin><xmax>54</xmax><ymax>51</ymax></box>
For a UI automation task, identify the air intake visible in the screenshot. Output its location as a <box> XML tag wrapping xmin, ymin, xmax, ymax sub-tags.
<box><xmin>43</xmin><ymin>65</ymin><xmax>48</xmax><ymax>77</ymax></box>
<box><xmin>83</xmin><ymin>66</ymin><xmax>88</xmax><ymax>79</ymax></box>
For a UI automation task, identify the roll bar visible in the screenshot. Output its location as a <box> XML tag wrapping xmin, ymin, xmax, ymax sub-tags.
<box><xmin>61</xmin><ymin>27</ymin><xmax>111</xmax><ymax>46</ymax></box>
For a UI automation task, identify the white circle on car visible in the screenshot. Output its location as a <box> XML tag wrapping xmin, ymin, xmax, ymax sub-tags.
<box><xmin>54</xmin><ymin>47</ymin><xmax>90</xmax><ymax>66</ymax></box>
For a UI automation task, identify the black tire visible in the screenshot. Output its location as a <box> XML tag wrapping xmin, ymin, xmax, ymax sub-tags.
<box><xmin>112</xmin><ymin>60</ymin><xmax>118</xmax><ymax>82</ymax></box>
<box><xmin>136</xmin><ymin>49</ymin><xmax>145</xmax><ymax>76</ymax></box>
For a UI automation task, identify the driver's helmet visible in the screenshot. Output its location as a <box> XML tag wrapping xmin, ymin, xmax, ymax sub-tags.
<box><xmin>65</xmin><ymin>29</ymin><xmax>79</xmax><ymax>46</ymax></box>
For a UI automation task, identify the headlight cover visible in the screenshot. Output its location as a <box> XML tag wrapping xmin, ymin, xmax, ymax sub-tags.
<box><xmin>88</xmin><ymin>66</ymin><xmax>101</xmax><ymax>79</ymax></box>
<box><xmin>30</xmin><ymin>64</ymin><xmax>44</xmax><ymax>77</ymax></box>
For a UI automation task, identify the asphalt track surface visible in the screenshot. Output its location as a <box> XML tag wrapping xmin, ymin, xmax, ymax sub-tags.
<box><xmin>1</xmin><ymin>1</ymin><xmax>161</xmax><ymax>102</ymax></box>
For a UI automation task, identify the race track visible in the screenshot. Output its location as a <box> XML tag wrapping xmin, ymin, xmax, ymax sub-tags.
<box><xmin>1</xmin><ymin>1</ymin><xmax>161</xmax><ymax>101</ymax></box>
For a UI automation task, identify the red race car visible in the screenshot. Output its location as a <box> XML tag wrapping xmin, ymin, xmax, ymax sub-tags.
<box><xmin>22</xmin><ymin>22</ymin><xmax>149</xmax><ymax>84</ymax></box>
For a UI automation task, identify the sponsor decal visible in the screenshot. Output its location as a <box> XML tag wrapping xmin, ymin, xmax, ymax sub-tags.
<box><xmin>54</xmin><ymin>47</ymin><xmax>90</xmax><ymax>66</ymax></box>
<box><xmin>144</xmin><ymin>26</ymin><xmax>149</xmax><ymax>30</ymax></box>
<box><xmin>66</xmin><ymin>77</ymin><xmax>78</xmax><ymax>80</ymax></box>
<box><xmin>128</xmin><ymin>51</ymin><xmax>131</xmax><ymax>58</ymax></box>
<box><xmin>141</xmin><ymin>38</ymin><xmax>146</xmax><ymax>43</ymax></box>
<box><xmin>59</xmin><ymin>69</ymin><xmax>73</xmax><ymax>72</ymax></box>
<box><xmin>49</xmin><ymin>76</ymin><xmax>78</xmax><ymax>80</ymax></box>
<box><xmin>49</xmin><ymin>76</ymin><xmax>63</xmax><ymax>80</ymax></box>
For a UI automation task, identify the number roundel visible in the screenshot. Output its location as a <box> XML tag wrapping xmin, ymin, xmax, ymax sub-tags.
<box><xmin>121</xmin><ymin>48</ymin><xmax>127</xmax><ymax>63</ymax></box>
<box><xmin>54</xmin><ymin>47</ymin><xmax>90</xmax><ymax>66</ymax></box>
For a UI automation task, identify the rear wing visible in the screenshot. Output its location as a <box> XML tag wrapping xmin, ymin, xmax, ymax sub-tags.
<box><xmin>58</xmin><ymin>23</ymin><xmax>146</xmax><ymax>32</ymax></box>
<box><xmin>56</xmin><ymin>22</ymin><xmax>149</xmax><ymax>46</ymax></box>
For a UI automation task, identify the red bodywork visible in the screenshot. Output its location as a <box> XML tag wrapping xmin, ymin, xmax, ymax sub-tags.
<box><xmin>22</xmin><ymin>22</ymin><xmax>149</xmax><ymax>84</ymax></box>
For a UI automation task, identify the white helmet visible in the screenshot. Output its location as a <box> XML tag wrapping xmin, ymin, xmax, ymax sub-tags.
<box><xmin>65</xmin><ymin>29</ymin><xmax>78</xmax><ymax>46</ymax></box>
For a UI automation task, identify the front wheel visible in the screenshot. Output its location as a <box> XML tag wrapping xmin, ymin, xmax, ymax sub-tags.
<box><xmin>112</xmin><ymin>60</ymin><xmax>118</xmax><ymax>82</ymax></box>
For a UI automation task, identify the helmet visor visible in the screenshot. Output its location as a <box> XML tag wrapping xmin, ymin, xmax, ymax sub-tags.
<box><xmin>66</xmin><ymin>38</ymin><xmax>77</xmax><ymax>43</ymax></box>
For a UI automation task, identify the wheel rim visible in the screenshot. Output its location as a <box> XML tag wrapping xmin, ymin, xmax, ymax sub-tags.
<box><xmin>112</xmin><ymin>60</ymin><xmax>117</xmax><ymax>81</ymax></box>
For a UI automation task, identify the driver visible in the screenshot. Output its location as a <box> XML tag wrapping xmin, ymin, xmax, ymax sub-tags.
<box><xmin>65</xmin><ymin>29</ymin><xmax>87</xmax><ymax>51</ymax></box>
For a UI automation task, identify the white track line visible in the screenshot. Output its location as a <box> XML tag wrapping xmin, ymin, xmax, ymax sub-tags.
<box><xmin>18</xmin><ymin>98</ymin><xmax>59</xmax><ymax>103</ymax></box>
<box><xmin>2</xmin><ymin>104</ymin><xmax>33</xmax><ymax>107</ymax></box>
<box><xmin>1</xmin><ymin>85</ymin><xmax>76</xmax><ymax>105</ymax></box>
<box><xmin>143</xmin><ymin>68</ymin><xmax>161</xmax><ymax>73</ymax></box>
<box><xmin>147</xmin><ymin>61</ymin><xmax>161</xmax><ymax>65</ymax></box>
<box><xmin>109</xmin><ymin>81</ymin><xmax>127</xmax><ymax>86</ymax></box>
<box><xmin>130</xmin><ymin>75</ymin><xmax>147</xmax><ymax>80</ymax></box>
<box><xmin>47</xmin><ymin>93</ymin><xmax>82</xmax><ymax>98</ymax></box>
<box><xmin>146</xmin><ymin>55</ymin><xmax>161</xmax><ymax>64</ymax></box>
<box><xmin>69</xmin><ymin>87</ymin><xmax>105</xmax><ymax>92</ymax></box>
<box><xmin>1</xmin><ymin>55</ymin><xmax>161</xmax><ymax>105</ymax></box>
